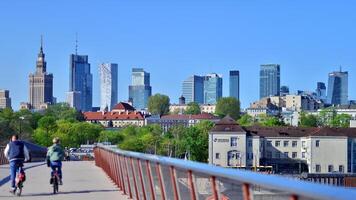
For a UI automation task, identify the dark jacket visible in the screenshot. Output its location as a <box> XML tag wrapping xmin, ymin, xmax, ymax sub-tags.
<box><xmin>4</xmin><ymin>140</ymin><xmax>30</xmax><ymax>162</ymax></box>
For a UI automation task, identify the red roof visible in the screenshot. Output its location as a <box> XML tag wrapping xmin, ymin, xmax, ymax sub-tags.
<box><xmin>112</xmin><ymin>102</ymin><xmax>135</xmax><ymax>111</ymax></box>
<box><xmin>161</xmin><ymin>113</ymin><xmax>219</xmax><ymax>120</ymax></box>
<box><xmin>84</xmin><ymin>111</ymin><xmax>143</xmax><ymax>120</ymax></box>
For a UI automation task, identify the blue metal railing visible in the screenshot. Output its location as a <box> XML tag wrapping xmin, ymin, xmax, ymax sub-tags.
<box><xmin>94</xmin><ymin>144</ymin><xmax>356</xmax><ymax>200</ymax></box>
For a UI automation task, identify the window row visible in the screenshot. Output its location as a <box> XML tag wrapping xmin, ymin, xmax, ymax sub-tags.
<box><xmin>315</xmin><ymin>164</ymin><xmax>344</xmax><ymax>173</ymax></box>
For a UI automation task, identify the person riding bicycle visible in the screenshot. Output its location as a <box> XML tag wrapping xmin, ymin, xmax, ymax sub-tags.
<box><xmin>3</xmin><ymin>134</ymin><xmax>30</xmax><ymax>194</ymax></box>
<box><xmin>47</xmin><ymin>137</ymin><xmax>64</xmax><ymax>185</ymax></box>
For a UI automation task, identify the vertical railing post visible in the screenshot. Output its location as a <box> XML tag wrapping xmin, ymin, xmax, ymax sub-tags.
<box><xmin>187</xmin><ymin>170</ymin><xmax>197</xmax><ymax>200</ymax></box>
<box><xmin>156</xmin><ymin>163</ymin><xmax>166</xmax><ymax>200</ymax></box>
<box><xmin>137</xmin><ymin>159</ymin><xmax>147</xmax><ymax>200</ymax></box>
<box><xmin>146</xmin><ymin>160</ymin><xmax>156</xmax><ymax>200</ymax></box>
<box><xmin>119</xmin><ymin>155</ymin><xmax>127</xmax><ymax>195</ymax></box>
<box><xmin>242</xmin><ymin>183</ymin><xmax>251</xmax><ymax>200</ymax></box>
<box><xmin>124</xmin><ymin>156</ymin><xmax>133</xmax><ymax>198</ymax></box>
<box><xmin>210</xmin><ymin>176</ymin><xmax>219</xmax><ymax>200</ymax></box>
<box><xmin>170</xmin><ymin>166</ymin><xmax>179</xmax><ymax>200</ymax></box>
<box><xmin>130</xmin><ymin>157</ymin><xmax>140</xmax><ymax>200</ymax></box>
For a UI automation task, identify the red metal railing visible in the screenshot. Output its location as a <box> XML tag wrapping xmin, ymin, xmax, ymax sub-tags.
<box><xmin>0</xmin><ymin>146</ymin><xmax>9</xmax><ymax>165</ymax></box>
<box><xmin>94</xmin><ymin>145</ymin><xmax>356</xmax><ymax>200</ymax></box>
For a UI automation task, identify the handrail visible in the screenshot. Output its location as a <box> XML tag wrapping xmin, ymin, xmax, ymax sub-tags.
<box><xmin>95</xmin><ymin>144</ymin><xmax>356</xmax><ymax>200</ymax></box>
<box><xmin>0</xmin><ymin>146</ymin><xmax>8</xmax><ymax>165</ymax></box>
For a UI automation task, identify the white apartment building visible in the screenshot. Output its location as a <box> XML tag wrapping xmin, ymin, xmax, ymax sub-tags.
<box><xmin>209</xmin><ymin>116</ymin><xmax>356</xmax><ymax>174</ymax></box>
<box><xmin>169</xmin><ymin>104</ymin><xmax>216</xmax><ymax>114</ymax></box>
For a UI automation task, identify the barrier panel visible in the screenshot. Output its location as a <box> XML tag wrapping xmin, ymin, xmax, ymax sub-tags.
<box><xmin>94</xmin><ymin>145</ymin><xmax>356</xmax><ymax>200</ymax></box>
<box><xmin>0</xmin><ymin>146</ymin><xmax>9</xmax><ymax>165</ymax></box>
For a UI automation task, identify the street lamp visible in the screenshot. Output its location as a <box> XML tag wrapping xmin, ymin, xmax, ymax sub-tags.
<box><xmin>19</xmin><ymin>116</ymin><xmax>25</xmax><ymax>134</ymax></box>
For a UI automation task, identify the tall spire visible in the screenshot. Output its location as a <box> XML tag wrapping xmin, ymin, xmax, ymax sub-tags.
<box><xmin>75</xmin><ymin>32</ymin><xmax>78</xmax><ymax>55</ymax></box>
<box><xmin>40</xmin><ymin>35</ymin><xmax>43</xmax><ymax>54</ymax></box>
<box><xmin>36</xmin><ymin>35</ymin><xmax>46</xmax><ymax>73</ymax></box>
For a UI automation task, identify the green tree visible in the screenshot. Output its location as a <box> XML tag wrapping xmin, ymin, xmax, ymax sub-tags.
<box><xmin>98</xmin><ymin>130</ymin><xmax>124</xmax><ymax>144</ymax></box>
<box><xmin>148</xmin><ymin>94</ymin><xmax>170</xmax><ymax>115</ymax></box>
<box><xmin>215</xmin><ymin>97</ymin><xmax>240</xmax><ymax>120</ymax></box>
<box><xmin>331</xmin><ymin>114</ymin><xmax>351</xmax><ymax>128</ymax></box>
<box><xmin>184</xmin><ymin>102</ymin><xmax>201</xmax><ymax>115</ymax></box>
<box><xmin>299</xmin><ymin>112</ymin><xmax>318</xmax><ymax>127</ymax></box>
<box><xmin>238</xmin><ymin>114</ymin><xmax>253</xmax><ymax>126</ymax></box>
<box><xmin>258</xmin><ymin>114</ymin><xmax>284</xmax><ymax>127</ymax></box>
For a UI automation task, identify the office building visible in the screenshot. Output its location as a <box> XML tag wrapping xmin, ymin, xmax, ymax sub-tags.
<box><xmin>280</xmin><ymin>86</ymin><xmax>289</xmax><ymax>96</ymax></box>
<box><xmin>99</xmin><ymin>63</ymin><xmax>118</xmax><ymax>111</ymax></box>
<box><xmin>260</xmin><ymin>64</ymin><xmax>280</xmax><ymax>99</ymax></box>
<box><xmin>128</xmin><ymin>68</ymin><xmax>152</xmax><ymax>110</ymax></box>
<box><xmin>204</xmin><ymin>73</ymin><xmax>222</xmax><ymax>104</ymax></box>
<box><xmin>68</xmin><ymin>54</ymin><xmax>93</xmax><ymax>111</ymax></box>
<box><xmin>327</xmin><ymin>70</ymin><xmax>348</xmax><ymax>105</ymax></box>
<box><xmin>316</xmin><ymin>82</ymin><xmax>327</xmax><ymax>102</ymax></box>
<box><xmin>0</xmin><ymin>90</ymin><xmax>11</xmax><ymax>109</ymax></box>
<box><xmin>229</xmin><ymin>70</ymin><xmax>240</xmax><ymax>101</ymax></box>
<box><xmin>66</xmin><ymin>91</ymin><xmax>81</xmax><ymax>110</ymax></box>
<box><xmin>182</xmin><ymin>75</ymin><xmax>204</xmax><ymax>104</ymax></box>
<box><xmin>28</xmin><ymin>37</ymin><xmax>53</xmax><ymax>110</ymax></box>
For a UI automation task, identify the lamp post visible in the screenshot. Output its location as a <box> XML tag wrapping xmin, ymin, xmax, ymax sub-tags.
<box><xmin>19</xmin><ymin>116</ymin><xmax>25</xmax><ymax>134</ymax></box>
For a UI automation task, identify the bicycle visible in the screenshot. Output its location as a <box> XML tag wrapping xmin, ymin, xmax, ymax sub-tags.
<box><xmin>50</xmin><ymin>169</ymin><xmax>60</xmax><ymax>194</ymax></box>
<box><xmin>12</xmin><ymin>165</ymin><xmax>26</xmax><ymax>196</ymax></box>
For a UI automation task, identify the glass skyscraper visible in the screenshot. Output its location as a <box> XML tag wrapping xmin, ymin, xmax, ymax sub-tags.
<box><xmin>316</xmin><ymin>82</ymin><xmax>327</xmax><ymax>102</ymax></box>
<box><xmin>182</xmin><ymin>75</ymin><xmax>204</xmax><ymax>104</ymax></box>
<box><xmin>260</xmin><ymin>64</ymin><xmax>280</xmax><ymax>99</ymax></box>
<box><xmin>204</xmin><ymin>73</ymin><xmax>222</xmax><ymax>104</ymax></box>
<box><xmin>229</xmin><ymin>70</ymin><xmax>240</xmax><ymax>101</ymax></box>
<box><xmin>68</xmin><ymin>54</ymin><xmax>92</xmax><ymax>111</ymax></box>
<box><xmin>99</xmin><ymin>63</ymin><xmax>118</xmax><ymax>111</ymax></box>
<box><xmin>327</xmin><ymin>71</ymin><xmax>348</xmax><ymax>105</ymax></box>
<box><xmin>128</xmin><ymin>68</ymin><xmax>152</xmax><ymax>110</ymax></box>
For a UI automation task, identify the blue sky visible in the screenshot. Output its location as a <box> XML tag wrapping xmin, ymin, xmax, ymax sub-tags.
<box><xmin>0</xmin><ymin>1</ymin><xmax>355</xmax><ymax>109</ymax></box>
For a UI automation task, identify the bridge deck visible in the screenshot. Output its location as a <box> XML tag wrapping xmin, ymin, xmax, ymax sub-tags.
<box><xmin>0</xmin><ymin>161</ymin><xmax>127</xmax><ymax>199</ymax></box>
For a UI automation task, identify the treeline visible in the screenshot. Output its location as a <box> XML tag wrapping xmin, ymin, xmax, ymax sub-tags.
<box><xmin>0</xmin><ymin>103</ymin><xmax>102</xmax><ymax>147</ymax></box>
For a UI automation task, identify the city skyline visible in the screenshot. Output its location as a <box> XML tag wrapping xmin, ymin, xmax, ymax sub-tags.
<box><xmin>0</xmin><ymin>1</ymin><xmax>356</xmax><ymax>109</ymax></box>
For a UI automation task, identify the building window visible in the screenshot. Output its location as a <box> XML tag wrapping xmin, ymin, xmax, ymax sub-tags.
<box><xmin>316</xmin><ymin>165</ymin><xmax>321</xmax><ymax>173</ymax></box>
<box><xmin>292</xmin><ymin>152</ymin><xmax>297</xmax><ymax>158</ymax></box>
<box><xmin>302</xmin><ymin>152</ymin><xmax>306</xmax><ymax>158</ymax></box>
<box><xmin>215</xmin><ymin>153</ymin><xmax>220</xmax><ymax>159</ymax></box>
<box><xmin>302</xmin><ymin>141</ymin><xmax>306</xmax><ymax>148</ymax></box>
<box><xmin>267</xmin><ymin>141</ymin><xmax>272</xmax><ymax>147</ymax></box>
<box><xmin>328</xmin><ymin>165</ymin><xmax>334</xmax><ymax>172</ymax></box>
<box><xmin>283</xmin><ymin>141</ymin><xmax>289</xmax><ymax>147</ymax></box>
<box><xmin>248</xmin><ymin>141</ymin><xmax>252</xmax><ymax>147</ymax></box>
<box><xmin>316</xmin><ymin>140</ymin><xmax>320</xmax><ymax>147</ymax></box>
<box><xmin>339</xmin><ymin>165</ymin><xmax>344</xmax><ymax>173</ymax></box>
<box><xmin>292</xmin><ymin>141</ymin><xmax>297</xmax><ymax>147</ymax></box>
<box><xmin>275</xmin><ymin>141</ymin><xmax>280</xmax><ymax>147</ymax></box>
<box><xmin>231</xmin><ymin>137</ymin><xmax>238</xmax><ymax>147</ymax></box>
<box><xmin>284</xmin><ymin>152</ymin><xmax>289</xmax><ymax>158</ymax></box>
<box><xmin>275</xmin><ymin>152</ymin><xmax>280</xmax><ymax>159</ymax></box>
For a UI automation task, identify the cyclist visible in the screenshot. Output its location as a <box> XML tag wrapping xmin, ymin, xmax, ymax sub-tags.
<box><xmin>3</xmin><ymin>134</ymin><xmax>30</xmax><ymax>194</ymax></box>
<box><xmin>47</xmin><ymin>137</ymin><xmax>64</xmax><ymax>185</ymax></box>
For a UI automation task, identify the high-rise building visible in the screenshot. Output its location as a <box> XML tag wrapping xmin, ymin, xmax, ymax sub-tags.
<box><xmin>280</xmin><ymin>86</ymin><xmax>290</xmax><ymax>96</ymax></box>
<box><xmin>68</xmin><ymin>54</ymin><xmax>92</xmax><ymax>111</ymax></box>
<box><xmin>327</xmin><ymin>70</ymin><xmax>348</xmax><ymax>105</ymax></box>
<box><xmin>316</xmin><ymin>82</ymin><xmax>327</xmax><ymax>102</ymax></box>
<box><xmin>204</xmin><ymin>73</ymin><xmax>222</xmax><ymax>104</ymax></box>
<box><xmin>229</xmin><ymin>70</ymin><xmax>240</xmax><ymax>101</ymax></box>
<box><xmin>128</xmin><ymin>68</ymin><xmax>152</xmax><ymax>110</ymax></box>
<box><xmin>182</xmin><ymin>75</ymin><xmax>204</xmax><ymax>104</ymax></box>
<box><xmin>99</xmin><ymin>63</ymin><xmax>118</xmax><ymax>111</ymax></box>
<box><xmin>66</xmin><ymin>91</ymin><xmax>81</xmax><ymax>110</ymax></box>
<box><xmin>260</xmin><ymin>64</ymin><xmax>280</xmax><ymax>99</ymax></box>
<box><xmin>0</xmin><ymin>89</ymin><xmax>11</xmax><ymax>109</ymax></box>
<box><xmin>29</xmin><ymin>37</ymin><xmax>53</xmax><ymax>110</ymax></box>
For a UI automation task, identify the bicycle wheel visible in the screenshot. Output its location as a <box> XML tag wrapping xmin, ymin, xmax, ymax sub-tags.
<box><xmin>53</xmin><ymin>177</ymin><xmax>58</xmax><ymax>194</ymax></box>
<box><xmin>16</xmin><ymin>182</ymin><xmax>23</xmax><ymax>196</ymax></box>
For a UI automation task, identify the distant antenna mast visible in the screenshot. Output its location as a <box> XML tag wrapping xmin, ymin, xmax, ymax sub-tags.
<box><xmin>75</xmin><ymin>32</ymin><xmax>78</xmax><ymax>55</ymax></box>
<box><xmin>40</xmin><ymin>34</ymin><xmax>43</xmax><ymax>51</ymax></box>
<box><xmin>339</xmin><ymin>65</ymin><xmax>342</xmax><ymax>72</ymax></box>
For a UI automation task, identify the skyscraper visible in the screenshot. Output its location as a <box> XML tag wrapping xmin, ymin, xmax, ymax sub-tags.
<box><xmin>327</xmin><ymin>70</ymin><xmax>348</xmax><ymax>105</ymax></box>
<box><xmin>316</xmin><ymin>82</ymin><xmax>327</xmax><ymax>102</ymax></box>
<box><xmin>260</xmin><ymin>64</ymin><xmax>280</xmax><ymax>99</ymax></box>
<box><xmin>128</xmin><ymin>68</ymin><xmax>152</xmax><ymax>110</ymax></box>
<box><xmin>99</xmin><ymin>63</ymin><xmax>118</xmax><ymax>111</ymax></box>
<box><xmin>182</xmin><ymin>75</ymin><xmax>204</xmax><ymax>104</ymax></box>
<box><xmin>229</xmin><ymin>70</ymin><xmax>240</xmax><ymax>101</ymax></box>
<box><xmin>0</xmin><ymin>89</ymin><xmax>11</xmax><ymax>109</ymax></box>
<box><xmin>29</xmin><ymin>37</ymin><xmax>53</xmax><ymax>110</ymax></box>
<box><xmin>280</xmin><ymin>86</ymin><xmax>290</xmax><ymax>96</ymax></box>
<box><xmin>68</xmin><ymin>54</ymin><xmax>92</xmax><ymax>111</ymax></box>
<box><xmin>204</xmin><ymin>73</ymin><xmax>222</xmax><ymax>104</ymax></box>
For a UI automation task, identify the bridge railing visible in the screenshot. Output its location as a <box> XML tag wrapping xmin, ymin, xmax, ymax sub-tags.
<box><xmin>94</xmin><ymin>145</ymin><xmax>356</xmax><ymax>200</ymax></box>
<box><xmin>0</xmin><ymin>146</ymin><xmax>9</xmax><ymax>165</ymax></box>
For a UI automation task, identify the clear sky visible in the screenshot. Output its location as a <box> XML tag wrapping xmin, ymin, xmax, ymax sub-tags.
<box><xmin>0</xmin><ymin>0</ymin><xmax>355</xmax><ymax>109</ymax></box>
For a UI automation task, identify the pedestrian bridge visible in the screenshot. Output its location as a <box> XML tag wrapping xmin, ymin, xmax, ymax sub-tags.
<box><xmin>1</xmin><ymin>145</ymin><xmax>356</xmax><ymax>200</ymax></box>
